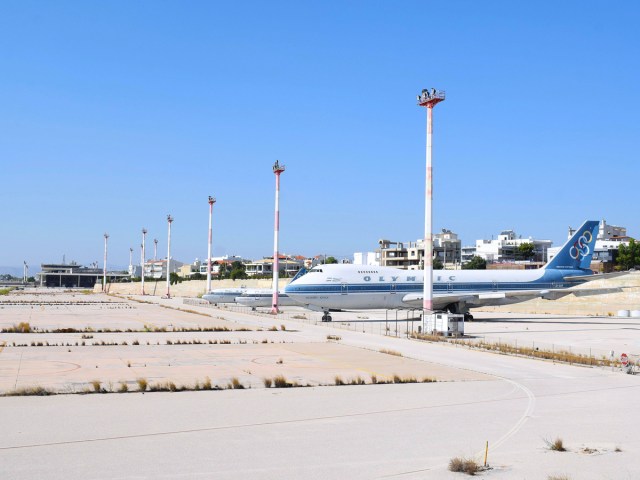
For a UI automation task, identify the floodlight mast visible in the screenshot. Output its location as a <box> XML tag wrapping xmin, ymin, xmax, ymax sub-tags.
<box><xmin>153</xmin><ymin>238</ymin><xmax>158</xmax><ymax>261</ymax></box>
<box><xmin>141</xmin><ymin>228</ymin><xmax>147</xmax><ymax>295</ymax></box>
<box><xmin>417</xmin><ymin>88</ymin><xmax>445</xmax><ymax>314</ymax></box>
<box><xmin>207</xmin><ymin>196</ymin><xmax>216</xmax><ymax>293</ymax></box>
<box><xmin>272</xmin><ymin>160</ymin><xmax>285</xmax><ymax>314</ymax></box>
<box><xmin>103</xmin><ymin>233</ymin><xmax>109</xmax><ymax>292</ymax></box>
<box><xmin>166</xmin><ymin>215</ymin><xmax>173</xmax><ymax>299</ymax></box>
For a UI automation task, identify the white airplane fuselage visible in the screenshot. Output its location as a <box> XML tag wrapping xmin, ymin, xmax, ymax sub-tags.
<box><xmin>284</xmin><ymin>264</ymin><xmax>584</xmax><ymax>311</ymax></box>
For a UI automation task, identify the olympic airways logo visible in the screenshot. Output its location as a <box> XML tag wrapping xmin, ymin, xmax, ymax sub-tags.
<box><xmin>569</xmin><ymin>231</ymin><xmax>593</xmax><ymax>260</ymax></box>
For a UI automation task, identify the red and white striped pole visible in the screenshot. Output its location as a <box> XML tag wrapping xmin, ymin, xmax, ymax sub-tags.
<box><xmin>272</xmin><ymin>160</ymin><xmax>285</xmax><ymax>314</ymax></box>
<box><xmin>141</xmin><ymin>228</ymin><xmax>147</xmax><ymax>295</ymax></box>
<box><xmin>102</xmin><ymin>233</ymin><xmax>109</xmax><ymax>292</ymax></box>
<box><xmin>207</xmin><ymin>196</ymin><xmax>216</xmax><ymax>293</ymax></box>
<box><xmin>166</xmin><ymin>215</ymin><xmax>173</xmax><ymax>298</ymax></box>
<box><xmin>417</xmin><ymin>89</ymin><xmax>445</xmax><ymax>316</ymax></box>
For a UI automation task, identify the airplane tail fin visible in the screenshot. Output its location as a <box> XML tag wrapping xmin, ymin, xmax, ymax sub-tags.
<box><xmin>544</xmin><ymin>220</ymin><xmax>599</xmax><ymax>271</ymax></box>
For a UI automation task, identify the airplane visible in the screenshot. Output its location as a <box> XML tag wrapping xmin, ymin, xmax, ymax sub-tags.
<box><xmin>202</xmin><ymin>286</ymin><xmax>252</xmax><ymax>304</ymax></box>
<box><xmin>284</xmin><ymin>220</ymin><xmax>625</xmax><ymax>322</ymax></box>
<box><xmin>234</xmin><ymin>290</ymin><xmax>299</xmax><ymax>308</ymax></box>
<box><xmin>203</xmin><ymin>270</ymin><xmax>306</xmax><ymax>307</ymax></box>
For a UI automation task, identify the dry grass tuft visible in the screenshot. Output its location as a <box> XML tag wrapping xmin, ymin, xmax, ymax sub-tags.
<box><xmin>4</xmin><ymin>385</ymin><xmax>54</xmax><ymax>396</ymax></box>
<box><xmin>334</xmin><ymin>375</ymin><xmax>345</xmax><ymax>386</ymax></box>
<box><xmin>91</xmin><ymin>380</ymin><xmax>102</xmax><ymax>393</ymax></box>
<box><xmin>448</xmin><ymin>456</ymin><xmax>479</xmax><ymax>475</ymax></box>
<box><xmin>136</xmin><ymin>378</ymin><xmax>148</xmax><ymax>392</ymax></box>
<box><xmin>326</xmin><ymin>335</ymin><xmax>341</xmax><ymax>341</ymax></box>
<box><xmin>230</xmin><ymin>377</ymin><xmax>244</xmax><ymax>389</ymax></box>
<box><xmin>273</xmin><ymin>375</ymin><xmax>292</xmax><ymax>388</ymax></box>
<box><xmin>547</xmin><ymin>476</ymin><xmax>570</xmax><ymax>480</ymax></box>
<box><xmin>546</xmin><ymin>437</ymin><xmax>566</xmax><ymax>452</ymax></box>
<box><xmin>379</xmin><ymin>348</ymin><xmax>402</xmax><ymax>357</ymax></box>
<box><xmin>2</xmin><ymin>322</ymin><xmax>32</xmax><ymax>333</ymax></box>
<box><xmin>118</xmin><ymin>382</ymin><xmax>129</xmax><ymax>393</ymax></box>
<box><xmin>263</xmin><ymin>377</ymin><xmax>273</xmax><ymax>388</ymax></box>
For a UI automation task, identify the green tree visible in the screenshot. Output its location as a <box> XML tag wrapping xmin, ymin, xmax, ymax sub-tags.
<box><xmin>517</xmin><ymin>242</ymin><xmax>536</xmax><ymax>261</ymax></box>
<box><xmin>462</xmin><ymin>256</ymin><xmax>487</xmax><ymax>270</ymax></box>
<box><xmin>432</xmin><ymin>257</ymin><xmax>444</xmax><ymax>270</ymax></box>
<box><xmin>325</xmin><ymin>256</ymin><xmax>338</xmax><ymax>264</ymax></box>
<box><xmin>169</xmin><ymin>272</ymin><xmax>182</xmax><ymax>285</ymax></box>
<box><xmin>230</xmin><ymin>268</ymin><xmax>248</xmax><ymax>280</ymax></box>
<box><xmin>616</xmin><ymin>239</ymin><xmax>640</xmax><ymax>270</ymax></box>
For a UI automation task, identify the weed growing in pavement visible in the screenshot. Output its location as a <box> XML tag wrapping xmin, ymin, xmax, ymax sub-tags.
<box><xmin>448</xmin><ymin>457</ymin><xmax>479</xmax><ymax>475</ymax></box>
<box><xmin>379</xmin><ymin>348</ymin><xmax>402</xmax><ymax>357</ymax></box>
<box><xmin>545</xmin><ymin>437</ymin><xmax>567</xmax><ymax>452</ymax></box>
<box><xmin>136</xmin><ymin>378</ymin><xmax>148</xmax><ymax>392</ymax></box>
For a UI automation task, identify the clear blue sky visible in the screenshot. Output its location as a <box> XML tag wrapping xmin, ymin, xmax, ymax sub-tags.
<box><xmin>1</xmin><ymin>1</ymin><xmax>638</xmax><ymax>272</ymax></box>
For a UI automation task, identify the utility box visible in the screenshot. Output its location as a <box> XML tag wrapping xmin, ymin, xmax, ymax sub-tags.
<box><xmin>423</xmin><ymin>313</ymin><xmax>464</xmax><ymax>337</ymax></box>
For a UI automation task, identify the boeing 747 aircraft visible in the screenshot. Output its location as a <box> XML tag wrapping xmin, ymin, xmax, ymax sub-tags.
<box><xmin>285</xmin><ymin>220</ymin><xmax>623</xmax><ymax>321</ymax></box>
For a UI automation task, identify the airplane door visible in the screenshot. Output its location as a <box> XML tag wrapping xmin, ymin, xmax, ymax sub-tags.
<box><xmin>447</xmin><ymin>282</ymin><xmax>453</xmax><ymax>293</ymax></box>
<box><xmin>390</xmin><ymin>284</ymin><xmax>397</xmax><ymax>294</ymax></box>
<box><xmin>341</xmin><ymin>283</ymin><xmax>348</xmax><ymax>295</ymax></box>
<box><xmin>492</xmin><ymin>281</ymin><xmax>498</xmax><ymax>291</ymax></box>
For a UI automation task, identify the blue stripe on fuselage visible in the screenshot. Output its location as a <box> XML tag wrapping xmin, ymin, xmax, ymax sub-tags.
<box><xmin>284</xmin><ymin>269</ymin><xmax>588</xmax><ymax>296</ymax></box>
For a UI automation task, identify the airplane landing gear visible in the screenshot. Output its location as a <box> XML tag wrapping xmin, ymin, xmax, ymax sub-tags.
<box><xmin>464</xmin><ymin>313</ymin><xmax>474</xmax><ymax>321</ymax></box>
<box><xmin>321</xmin><ymin>312</ymin><xmax>332</xmax><ymax>322</ymax></box>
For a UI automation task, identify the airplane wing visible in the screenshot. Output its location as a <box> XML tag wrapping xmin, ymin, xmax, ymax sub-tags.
<box><xmin>401</xmin><ymin>285</ymin><xmax>623</xmax><ymax>309</ymax></box>
<box><xmin>563</xmin><ymin>271</ymin><xmax>631</xmax><ymax>282</ymax></box>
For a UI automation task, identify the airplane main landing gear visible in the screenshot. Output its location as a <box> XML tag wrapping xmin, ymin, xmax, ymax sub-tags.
<box><xmin>321</xmin><ymin>312</ymin><xmax>333</xmax><ymax>322</ymax></box>
<box><xmin>464</xmin><ymin>313</ymin><xmax>474</xmax><ymax>321</ymax></box>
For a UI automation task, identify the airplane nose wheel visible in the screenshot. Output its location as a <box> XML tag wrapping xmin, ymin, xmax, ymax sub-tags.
<box><xmin>321</xmin><ymin>313</ymin><xmax>332</xmax><ymax>322</ymax></box>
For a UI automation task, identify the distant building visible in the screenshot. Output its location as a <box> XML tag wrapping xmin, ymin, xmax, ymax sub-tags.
<box><xmin>353</xmin><ymin>252</ymin><xmax>380</xmax><ymax>266</ymax></box>
<box><xmin>38</xmin><ymin>263</ymin><xmax>128</xmax><ymax>288</ymax></box>
<box><xmin>143</xmin><ymin>258</ymin><xmax>185</xmax><ymax>279</ymax></box>
<box><xmin>461</xmin><ymin>245</ymin><xmax>477</xmax><ymax>264</ymax></box>
<box><xmin>474</xmin><ymin>229</ymin><xmax>551</xmax><ymax>264</ymax></box>
<box><xmin>245</xmin><ymin>256</ymin><xmax>304</xmax><ymax>277</ymax></box>
<box><xmin>378</xmin><ymin>229</ymin><xmax>462</xmax><ymax>270</ymax></box>
<box><xmin>198</xmin><ymin>256</ymin><xmax>247</xmax><ymax>275</ymax></box>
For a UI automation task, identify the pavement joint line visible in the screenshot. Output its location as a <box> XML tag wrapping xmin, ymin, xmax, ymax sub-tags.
<box><xmin>0</xmin><ymin>386</ymin><xmax>533</xmax><ymax>451</ymax></box>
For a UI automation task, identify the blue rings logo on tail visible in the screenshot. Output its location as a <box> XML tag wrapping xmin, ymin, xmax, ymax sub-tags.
<box><xmin>569</xmin><ymin>231</ymin><xmax>593</xmax><ymax>259</ymax></box>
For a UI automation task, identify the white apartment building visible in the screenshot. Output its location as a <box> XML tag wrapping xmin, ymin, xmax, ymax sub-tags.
<box><xmin>378</xmin><ymin>229</ymin><xmax>462</xmax><ymax>270</ymax></box>
<box><xmin>475</xmin><ymin>230</ymin><xmax>551</xmax><ymax>263</ymax></box>
<box><xmin>353</xmin><ymin>252</ymin><xmax>380</xmax><ymax>266</ymax></box>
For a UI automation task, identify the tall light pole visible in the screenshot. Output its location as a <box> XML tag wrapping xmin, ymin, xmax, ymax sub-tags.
<box><xmin>129</xmin><ymin>247</ymin><xmax>133</xmax><ymax>277</ymax></box>
<box><xmin>102</xmin><ymin>233</ymin><xmax>109</xmax><ymax>292</ymax></box>
<box><xmin>417</xmin><ymin>88</ymin><xmax>445</xmax><ymax>316</ymax></box>
<box><xmin>141</xmin><ymin>228</ymin><xmax>147</xmax><ymax>295</ymax></box>
<box><xmin>166</xmin><ymin>215</ymin><xmax>173</xmax><ymax>298</ymax></box>
<box><xmin>23</xmin><ymin>261</ymin><xmax>28</xmax><ymax>284</ymax></box>
<box><xmin>153</xmin><ymin>238</ymin><xmax>158</xmax><ymax>261</ymax></box>
<box><xmin>206</xmin><ymin>196</ymin><xmax>216</xmax><ymax>293</ymax></box>
<box><xmin>271</xmin><ymin>160</ymin><xmax>285</xmax><ymax>314</ymax></box>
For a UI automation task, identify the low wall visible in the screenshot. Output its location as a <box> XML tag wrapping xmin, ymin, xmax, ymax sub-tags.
<box><xmin>95</xmin><ymin>278</ymin><xmax>290</xmax><ymax>297</ymax></box>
